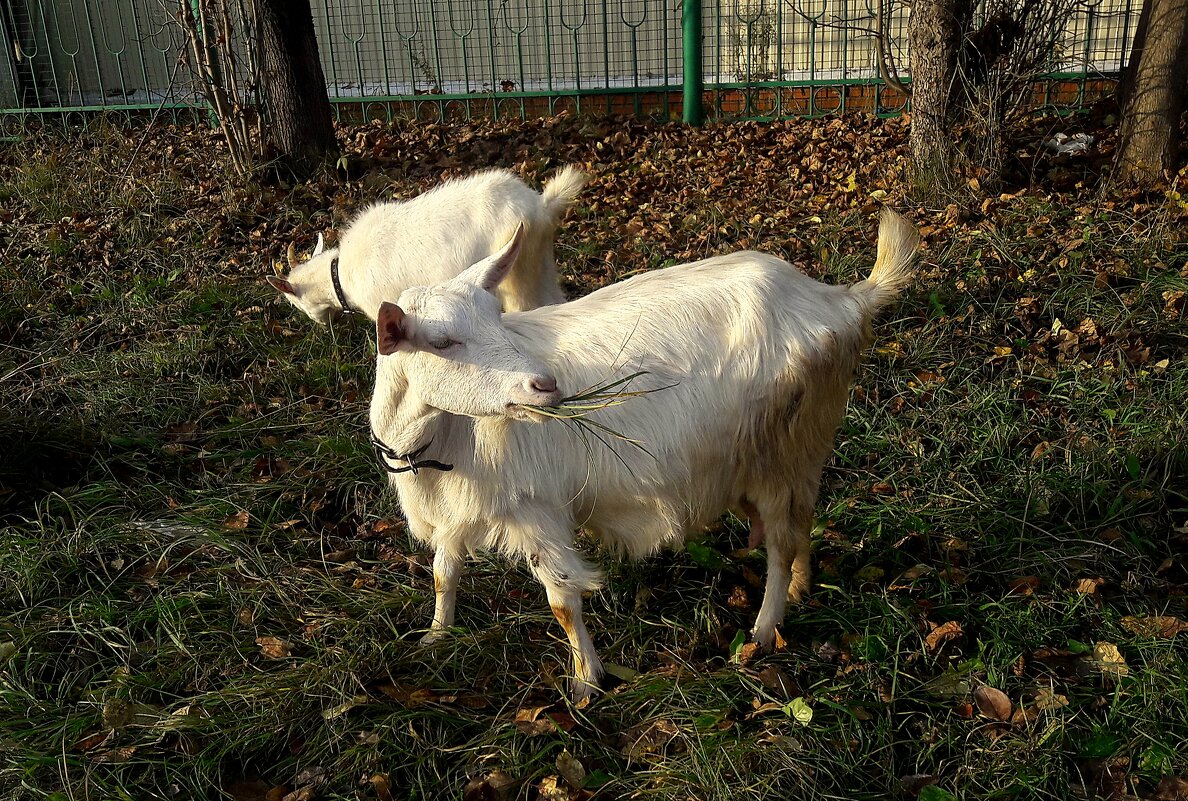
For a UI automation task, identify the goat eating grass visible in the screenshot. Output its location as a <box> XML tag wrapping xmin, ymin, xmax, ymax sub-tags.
<box><xmin>369</xmin><ymin>209</ymin><xmax>920</xmax><ymax>702</ymax></box>
<box><xmin>268</xmin><ymin>166</ymin><xmax>585</xmax><ymax>323</ymax></box>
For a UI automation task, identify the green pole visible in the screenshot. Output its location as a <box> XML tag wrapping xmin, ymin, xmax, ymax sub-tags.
<box><xmin>682</xmin><ymin>0</ymin><xmax>703</xmax><ymax>125</ymax></box>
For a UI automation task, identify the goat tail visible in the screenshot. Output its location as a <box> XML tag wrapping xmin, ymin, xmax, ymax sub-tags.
<box><xmin>849</xmin><ymin>207</ymin><xmax>921</xmax><ymax>314</ymax></box>
<box><xmin>541</xmin><ymin>166</ymin><xmax>587</xmax><ymax>222</ymax></box>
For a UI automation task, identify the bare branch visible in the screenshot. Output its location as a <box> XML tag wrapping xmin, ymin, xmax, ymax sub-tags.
<box><xmin>877</xmin><ymin>0</ymin><xmax>912</xmax><ymax>97</ymax></box>
<box><xmin>171</xmin><ymin>0</ymin><xmax>261</xmax><ymax>175</ymax></box>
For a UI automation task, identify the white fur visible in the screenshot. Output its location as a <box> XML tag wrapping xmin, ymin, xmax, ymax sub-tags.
<box><xmin>371</xmin><ymin>209</ymin><xmax>920</xmax><ymax>702</ymax></box>
<box><xmin>273</xmin><ymin>166</ymin><xmax>585</xmax><ymax>323</ymax></box>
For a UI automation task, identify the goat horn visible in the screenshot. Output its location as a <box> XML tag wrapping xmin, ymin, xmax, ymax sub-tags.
<box><xmin>286</xmin><ymin>242</ymin><xmax>298</xmax><ymax>271</ymax></box>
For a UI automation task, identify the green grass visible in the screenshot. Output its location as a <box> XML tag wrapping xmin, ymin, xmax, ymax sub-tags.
<box><xmin>1</xmin><ymin>115</ymin><xmax>1186</xmax><ymax>801</ymax></box>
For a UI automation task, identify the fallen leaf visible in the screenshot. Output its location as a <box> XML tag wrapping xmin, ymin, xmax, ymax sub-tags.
<box><xmin>923</xmin><ymin>669</ymin><xmax>971</xmax><ymax>699</ymax></box>
<box><xmin>448</xmin><ymin>692</ymin><xmax>490</xmax><ymax>710</ymax></box>
<box><xmin>1072</xmin><ymin>577</ymin><xmax>1104</xmax><ymax>594</ymax></box>
<box><xmin>622</xmin><ymin>719</ymin><xmax>680</xmax><ymax>760</ymax></box>
<box><xmin>925</xmin><ymin>620</ymin><xmax>963</xmax><ymax>652</ymax></box>
<box><xmin>1034</xmin><ymin>687</ymin><xmax>1069</xmax><ymax>711</ymax></box>
<box><xmin>255</xmin><ymin>636</ymin><xmax>291</xmax><ymax>659</ymax></box>
<box><xmin>72</xmin><ymin>730</ymin><xmax>110</xmax><ymax>751</ymax></box>
<box><xmin>1011</xmin><ymin>704</ymin><xmax>1042</xmax><ymax>726</ymax></box>
<box><xmin>1080</xmin><ymin>755</ymin><xmax>1129</xmax><ymax>801</ymax></box>
<box><xmin>900</xmin><ymin>775</ymin><xmax>940</xmax><ymax>795</ymax></box>
<box><xmin>726</xmin><ymin>585</ymin><xmax>750</xmax><ymax>610</ymax></box>
<box><xmin>1030</xmin><ymin>440</ymin><xmax>1052</xmax><ymax>460</ymax></box>
<box><xmin>1120</xmin><ymin>615</ymin><xmax>1187</xmax><ymax>638</ymax></box>
<box><xmin>136</xmin><ymin>556</ymin><xmax>170</xmax><ymax>580</ymax></box>
<box><xmin>1008</xmin><ymin>576</ymin><xmax>1041</xmax><ymax>595</ymax></box>
<box><xmin>1086</xmin><ymin>642</ymin><xmax>1129</xmax><ymax>678</ymax></box>
<box><xmin>973</xmin><ymin>686</ymin><xmax>1012</xmax><ymax>721</ymax></box>
<box><xmin>280</xmin><ymin>789</ymin><xmax>315</xmax><ymax>801</ymax></box>
<box><xmin>223</xmin><ymin>509</ymin><xmax>250</xmax><ymax>530</ymax></box>
<box><xmin>91</xmin><ymin>745</ymin><xmax>138</xmax><ymax>763</ymax></box>
<box><xmin>513</xmin><ymin>706</ymin><xmax>576</xmax><ymax>736</ymax></box>
<box><xmin>413</xmin><ymin>688</ymin><xmax>441</xmax><ymax>707</ymax></box>
<box><xmin>555</xmin><ymin>750</ymin><xmax>586</xmax><ymax>789</ymax></box>
<box><xmin>536</xmin><ymin>776</ymin><xmax>572</xmax><ymax>801</ymax></box>
<box><xmin>463</xmin><ymin>769</ymin><xmax>517</xmax><ymax>801</ymax></box>
<box><xmin>891</xmin><ymin>564</ymin><xmax>934</xmax><ymax>589</ymax></box>
<box><xmin>370</xmin><ymin>775</ymin><xmax>393</xmax><ymax>801</ymax></box>
<box><xmin>1152</xmin><ymin>776</ymin><xmax>1188</xmax><ymax>801</ymax></box>
<box><xmin>787</xmin><ymin>697</ymin><xmax>813</xmax><ymax>725</ymax></box>
<box><xmin>756</xmin><ymin>665</ymin><xmax>798</xmax><ymax>698</ymax></box>
<box><xmin>748</xmin><ymin>700</ymin><xmax>787</xmax><ymax>719</ymax></box>
<box><xmin>376</xmin><ymin>682</ymin><xmax>410</xmax><ymax>702</ymax></box>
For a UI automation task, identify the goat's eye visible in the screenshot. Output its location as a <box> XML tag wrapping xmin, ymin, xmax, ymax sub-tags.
<box><xmin>429</xmin><ymin>337</ymin><xmax>459</xmax><ymax>351</ymax></box>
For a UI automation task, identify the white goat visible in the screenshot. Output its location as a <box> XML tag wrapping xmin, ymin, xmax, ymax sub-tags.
<box><xmin>268</xmin><ymin>166</ymin><xmax>585</xmax><ymax>322</ymax></box>
<box><xmin>369</xmin><ymin>209</ymin><xmax>920</xmax><ymax>702</ymax></box>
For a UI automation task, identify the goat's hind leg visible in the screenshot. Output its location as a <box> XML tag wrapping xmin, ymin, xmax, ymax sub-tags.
<box><xmin>751</xmin><ymin>493</ymin><xmax>813</xmax><ymax>649</ymax></box>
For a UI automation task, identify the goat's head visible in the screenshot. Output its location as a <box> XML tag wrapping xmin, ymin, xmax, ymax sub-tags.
<box><xmin>267</xmin><ymin>234</ymin><xmax>343</xmax><ymax>324</ymax></box>
<box><xmin>375</xmin><ymin>224</ymin><xmax>562</xmax><ymax>420</ymax></box>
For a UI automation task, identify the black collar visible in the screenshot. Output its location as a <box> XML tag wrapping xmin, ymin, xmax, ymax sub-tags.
<box><xmin>330</xmin><ymin>256</ymin><xmax>357</xmax><ymax>315</ymax></box>
<box><xmin>370</xmin><ymin>433</ymin><xmax>453</xmax><ymax>475</ymax></box>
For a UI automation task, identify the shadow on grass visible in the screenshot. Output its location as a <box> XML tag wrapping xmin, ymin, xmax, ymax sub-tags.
<box><xmin>0</xmin><ymin>415</ymin><xmax>101</xmax><ymax>516</ymax></box>
<box><xmin>0</xmin><ymin>413</ymin><xmax>174</xmax><ymax>520</ymax></box>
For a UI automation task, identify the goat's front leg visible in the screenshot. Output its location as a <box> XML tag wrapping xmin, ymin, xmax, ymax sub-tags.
<box><xmin>421</xmin><ymin>546</ymin><xmax>463</xmax><ymax>645</ymax></box>
<box><xmin>544</xmin><ymin>584</ymin><xmax>602</xmax><ymax>703</ymax></box>
<box><xmin>526</xmin><ymin>545</ymin><xmax>604</xmax><ymax>703</ymax></box>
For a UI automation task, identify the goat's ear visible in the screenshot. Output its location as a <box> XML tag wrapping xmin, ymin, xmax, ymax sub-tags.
<box><xmin>462</xmin><ymin>222</ymin><xmax>525</xmax><ymax>294</ymax></box>
<box><xmin>312</xmin><ymin>232</ymin><xmax>325</xmax><ymax>257</ymax></box>
<box><xmin>376</xmin><ymin>302</ymin><xmax>407</xmax><ymax>356</ymax></box>
<box><xmin>267</xmin><ymin>275</ymin><xmax>297</xmax><ymax>296</ymax></box>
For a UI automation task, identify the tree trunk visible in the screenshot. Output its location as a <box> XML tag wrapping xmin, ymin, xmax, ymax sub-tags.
<box><xmin>254</xmin><ymin>0</ymin><xmax>338</xmax><ymax>179</ymax></box>
<box><xmin>908</xmin><ymin>0</ymin><xmax>976</xmax><ymax>193</ymax></box>
<box><xmin>1117</xmin><ymin>0</ymin><xmax>1188</xmax><ymax>184</ymax></box>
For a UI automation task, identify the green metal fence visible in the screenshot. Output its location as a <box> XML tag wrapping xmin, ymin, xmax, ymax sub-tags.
<box><xmin>0</xmin><ymin>0</ymin><xmax>1140</xmax><ymax>125</ymax></box>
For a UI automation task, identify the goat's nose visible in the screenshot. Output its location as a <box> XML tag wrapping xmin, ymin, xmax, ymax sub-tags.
<box><xmin>528</xmin><ymin>375</ymin><xmax>558</xmax><ymax>395</ymax></box>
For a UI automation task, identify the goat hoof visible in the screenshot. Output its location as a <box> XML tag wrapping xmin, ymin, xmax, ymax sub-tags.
<box><xmin>419</xmin><ymin>629</ymin><xmax>448</xmax><ymax>646</ymax></box>
<box><xmin>570</xmin><ymin>680</ymin><xmax>598</xmax><ymax>706</ymax></box>
<box><xmin>751</xmin><ymin>625</ymin><xmax>776</xmax><ymax>652</ymax></box>
<box><xmin>569</xmin><ymin>667</ymin><xmax>604</xmax><ymax>706</ymax></box>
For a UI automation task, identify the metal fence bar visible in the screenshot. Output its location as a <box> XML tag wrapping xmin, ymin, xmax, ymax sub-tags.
<box><xmin>0</xmin><ymin>0</ymin><xmax>1141</xmax><ymax>123</ymax></box>
<box><xmin>683</xmin><ymin>0</ymin><xmax>702</xmax><ymax>123</ymax></box>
